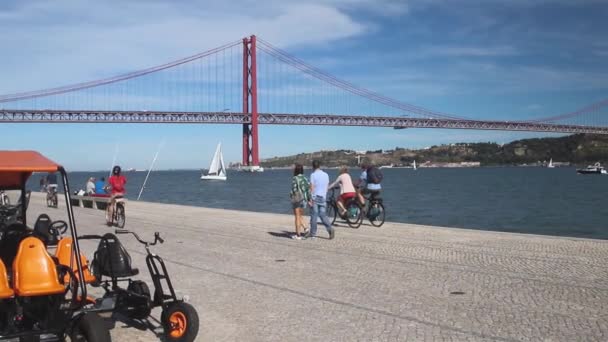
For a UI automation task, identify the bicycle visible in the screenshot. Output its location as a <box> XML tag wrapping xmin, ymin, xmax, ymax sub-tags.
<box><xmin>326</xmin><ymin>187</ymin><xmax>363</xmax><ymax>228</ymax></box>
<box><xmin>362</xmin><ymin>191</ymin><xmax>386</xmax><ymax>227</ymax></box>
<box><xmin>106</xmin><ymin>195</ymin><xmax>126</xmax><ymax>228</ymax></box>
<box><xmin>0</xmin><ymin>191</ymin><xmax>9</xmax><ymax>206</ymax></box>
<box><xmin>0</xmin><ymin>205</ymin><xmax>18</xmax><ymax>231</ymax></box>
<box><xmin>46</xmin><ymin>185</ymin><xmax>58</xmax><ymax>208</ymax></box>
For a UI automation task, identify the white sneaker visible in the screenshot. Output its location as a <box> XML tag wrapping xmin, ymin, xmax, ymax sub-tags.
<box><xmin>291</xmin><ymin>234</ymin><xmax>302</xmax><ymax>240</ymax></box>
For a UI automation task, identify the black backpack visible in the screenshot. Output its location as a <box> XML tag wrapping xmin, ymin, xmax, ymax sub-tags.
<box><xmin>367</xmin><ymin>167</ymin><xmax>383</xmax><ymax>184</ymax></box>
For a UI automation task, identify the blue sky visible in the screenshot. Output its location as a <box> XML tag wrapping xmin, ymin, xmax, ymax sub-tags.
<box><xmin>1</xmin><ymin>0</ymin><xmax>607</xmax><ymax>170</ymax></box>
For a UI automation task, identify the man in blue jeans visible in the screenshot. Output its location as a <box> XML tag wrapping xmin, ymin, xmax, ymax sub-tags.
<box><xmin>307</xmin><ymin>160</ymin><xmax>335</xmax><ymax>240</ymax></box>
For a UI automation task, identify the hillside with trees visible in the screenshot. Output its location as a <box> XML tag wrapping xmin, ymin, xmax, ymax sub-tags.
<box><xmin>258</xmin><ymin>134</ymin><xmax>608</xmax><ymax>168</ymax></box>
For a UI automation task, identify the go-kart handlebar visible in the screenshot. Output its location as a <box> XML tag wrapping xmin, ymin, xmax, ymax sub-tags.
<box><xmin>115</xmin><ymin>229</ymin><xmax>164</xmax><ymax>246</ymax></box>
<box><xmin>79</xmin><ymin>234</ymin><xmax>103</xmax><ymax>240</ymax></box>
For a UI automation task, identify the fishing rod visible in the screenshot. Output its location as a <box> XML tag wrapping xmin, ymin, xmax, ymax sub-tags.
<box><xmin>137</xmin><ymin>139</ymin><xmax>165</xmax><ymax>201</ymax></box>
<box><xmin>109</xmin><ymin>143</ymin><xmax>119</xmax><ymax>178</ymax></box>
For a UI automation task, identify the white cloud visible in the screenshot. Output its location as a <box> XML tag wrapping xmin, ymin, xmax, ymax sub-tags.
<box><xmin>0</xmin><ymin>0</ymin><xmax>371</xmax><ymax>93</ymax></box>
<box><xmin>419</xmin><ymin>45</ymin><xmax>519</xmax><ymax>57</ymax></box>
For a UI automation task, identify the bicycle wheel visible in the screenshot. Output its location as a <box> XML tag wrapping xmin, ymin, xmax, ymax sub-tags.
<box><xmin>369</xmin><ymin>202</ymin><xmax>385</xmax><ymax>227</ymax></box>
<box><xmin>326</xmin><ymin>202</ymin><xmax>337</xmax><ymax>225</ymax></box>
<box><xmin>46</xmin><ymin>194</ymin><xmax>52</xmax><ymax>207</ymax></box>
<box><xmin>345</xmin><ymin>201</ymin><xmax>363</xmax><ymax>229</ymax></box>
<box><xmin>116</xmin><ymin>203</ymin><xmax>126</xmax><ymax>228</ymax></box>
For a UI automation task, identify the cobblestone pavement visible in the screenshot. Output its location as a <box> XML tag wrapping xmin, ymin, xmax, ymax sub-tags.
<box><xmin>26</xmin><ymin>193</ymin><xmax>608</xmax><ymax>341</ymax></box>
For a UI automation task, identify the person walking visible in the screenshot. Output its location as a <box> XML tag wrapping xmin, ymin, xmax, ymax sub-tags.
<box><xmin>290</xmin><ymin>163</ymin><xmax>310</xmax><ymax>240</ymax></box>
<box><xmin>307</xmin><ymin>160</ymin><xmax>335</xmax><ymax>240</ymax></box>
<box><xmin>39</xmin><ymin>176</ymin><xmax>47</xmax><ymax>192</ymax></box>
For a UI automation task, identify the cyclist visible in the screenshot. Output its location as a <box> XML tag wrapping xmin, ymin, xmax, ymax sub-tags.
<box><xmin>356</xmin><ymin>162</ymin><xmax>382</xmax><ymax>207</ymax></box>
<box><xmin>328</xmin><ymin>166</ymin><xmax>356</xmax><ymax>217</ymax></box>
<box><xmin>46</xmin><ymin>172</ymin><xmax>58</xmax><ymax>193</ymax></box>
<box><xmin>106</xmin><ymin>166</ymin><xmax>126</xmax><ymax>226</ymax></box>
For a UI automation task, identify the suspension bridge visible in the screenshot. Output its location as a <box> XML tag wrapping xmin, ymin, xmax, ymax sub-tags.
<box><xmin>1</xmin><ymin>35</ymin><xmax>607</xmax><ymax>169</ymax></box>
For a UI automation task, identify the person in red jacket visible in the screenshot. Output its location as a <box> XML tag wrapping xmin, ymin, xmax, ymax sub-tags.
<box><xmin>106</xmin><ymin>165</ymin><xmax>127</xmax><ymax>225</ymax></box>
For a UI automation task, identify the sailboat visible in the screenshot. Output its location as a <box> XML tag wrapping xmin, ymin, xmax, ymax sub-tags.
<box><xmin>201</xmin><ymin>143</ymin><xmax>227</xmax><ymax>181</ymax></box>
<box><xmin>547</xmin><ymin>158</ymin><xmax>555</xmax><ymax>168</ymax></box>
<box><xmin>413</xmin><ymin>160</ymin><xmax>417</xmax><ymax>170</ymax></box>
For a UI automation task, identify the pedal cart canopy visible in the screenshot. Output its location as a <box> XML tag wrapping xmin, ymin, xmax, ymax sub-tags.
<box><xmin>0</xmin><ymin>150</ymin><xmax>61</xmax><ymax>190</ymax></box>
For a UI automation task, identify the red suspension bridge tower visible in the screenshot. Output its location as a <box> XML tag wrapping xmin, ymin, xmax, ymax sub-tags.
<box><xmin>242</xmin><ymin>35</ymin><xmax>261</xmax><ymax>171</ymax></box>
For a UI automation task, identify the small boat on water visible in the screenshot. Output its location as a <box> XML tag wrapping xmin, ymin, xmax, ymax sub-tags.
<box><xmin>413</xmin><ymin>160</ymin><xmax>417</xmax><ymax>170</ymax></box>
<box><xmin>547</xmin><ymin>158</ymin><xmax>555</xmax><ymax>168</ymax></box>
<box><xmin>576</xmin><ymin>162</ymin><xmax>607</xmax><ymax>175</ymax></box>
<box><xmin>239</xmin><ymin>165</ymin><xmax>265</xmax><ymax>172</ymax></box>
<box><xmin>201</xmin><ymin>143</ymin><xmax>227</xmax><ymax>181</ymax></box>
<box><xmin>379</xmin><ymin>164</ymin><xmax>394</xmax><ymax>169</ymax></box>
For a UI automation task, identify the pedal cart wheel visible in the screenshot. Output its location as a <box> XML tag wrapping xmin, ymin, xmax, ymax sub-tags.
<box><xmin>162</xmin><ymin>302</ymin><xmax>199</xmax><ymax>342</ymax></box>
<box><xmin>127</xmin><ymin>280</ymin><xmax>152</xmax><ymax>319</ymax></box>
<box><xmin>69</xmin><ymin>313</ymin><xmax>111</xmax><ymax>342</ymax></box>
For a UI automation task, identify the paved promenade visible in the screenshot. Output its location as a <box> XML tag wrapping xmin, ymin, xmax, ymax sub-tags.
<box><xmin>27</xmin><ymin>193</ymin><xmax>608</xmax><ymax>341</ymax></box>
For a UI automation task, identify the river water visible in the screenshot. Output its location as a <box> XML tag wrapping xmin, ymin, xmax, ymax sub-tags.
<box><xmin>33</xmin><ymin>167</ymin><xmax>608</xmax><ymax>239</ymax></box>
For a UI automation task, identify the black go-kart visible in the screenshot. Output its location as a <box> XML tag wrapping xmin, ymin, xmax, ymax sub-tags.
<box><xmin>78</xmin><ymin>230</ymin><xmax>199</xmax><ymax>342</ymax></box>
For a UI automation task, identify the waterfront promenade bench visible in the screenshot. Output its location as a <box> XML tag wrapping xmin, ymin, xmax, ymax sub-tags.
<box><xmin>70</xmin><ymin>195</ymin><xmax>112</xmax><ymax>210</ymax></box>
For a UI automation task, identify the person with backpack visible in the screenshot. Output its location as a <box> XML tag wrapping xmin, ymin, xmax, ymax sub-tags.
<box><xmin>356</xmin><ymin>162</ymin><xmax>383</xmax><ymax>205</ymax></box>
<box><xmin>290</xmin><ymin>163</ymin><xmax>311</xmax><ymax>240</ymax></box>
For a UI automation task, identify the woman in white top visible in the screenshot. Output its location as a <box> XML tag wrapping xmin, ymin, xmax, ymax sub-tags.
<box><xmin>85</xmin><ymin>177</ymin><xmax>96</xmax><ymax>195</ymax></box>
<box><xmin>328</xmin><ymin>166</ymin><xmax>356</xmax><ymax>216</ymax></box>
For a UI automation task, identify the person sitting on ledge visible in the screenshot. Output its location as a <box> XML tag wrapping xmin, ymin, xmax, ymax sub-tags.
<box><xmin>95</xmin><ymin>177</ymin><xmax>108</xmax><ymax>195</ymax></box>
<box><xmin>85</xmin><ymin>177</ymin><xmax>96</xmax><ymax>195</ymax></box>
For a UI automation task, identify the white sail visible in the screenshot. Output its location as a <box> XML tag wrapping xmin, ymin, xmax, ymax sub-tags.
<box><xmin>201</xmin><ymin>143</ymin><xmax>227</xmax><ymax>180</ymax></box>
<box><xmin>218</xmin><ymin>144</ymin><xmax>226</xmax><ymax>177</ymax></box>
<box><xmin>413</xmin><ymin>160</ymin><xmax>417</xmax><ymax>170</ymax></box>
<box><xmin>208</xmin><ymin>143</ymin><xmax>221</xmax><ymax>175</ymax></box>
<box><xmin>548</xmin><ymin>158</ymin><xmax>554</xmax><ymax>168</ymax></box>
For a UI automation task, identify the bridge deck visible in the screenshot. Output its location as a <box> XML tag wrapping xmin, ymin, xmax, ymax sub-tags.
<box><xmin>3</xmin><ymin>110</ymin><xmax>608</xmax><ymax>134</ymax></box>
<box><xmin>26</xmin><ymin>192</ymin><xmax>608</xmax><ymax>341</ymax></box>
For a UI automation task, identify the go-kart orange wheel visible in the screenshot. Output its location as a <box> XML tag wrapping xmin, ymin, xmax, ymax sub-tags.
<box><xmin>169</xmin><ymin>311</ymin><xmax>186</xmax><ymax>338</ymax></box>
<box><xmin>162</xmin><ymin>302</ymin><xmax>199</xmax><ymax>342</ymax></box>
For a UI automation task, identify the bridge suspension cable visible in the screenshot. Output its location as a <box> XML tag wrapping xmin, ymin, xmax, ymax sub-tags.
<box><xmin>0</xmin><ymin>40</ymin><xmax>241</xmax><ymax>103</ymax></box>
<box><xmin>256</xmin><ymin>39</ymin><xmax>466</xmax><ymax>120</ymax></box>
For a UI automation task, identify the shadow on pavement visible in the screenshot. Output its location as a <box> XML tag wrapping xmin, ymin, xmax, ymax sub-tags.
<box><xmin>267</xmin><ymin>230</ymin><xmax>294</xmax><ymax>239</ymax></box>
<box><xmin>102</xmin><ymin>312</ymin><xmax>166</xmax><ymax>341</ymax></box>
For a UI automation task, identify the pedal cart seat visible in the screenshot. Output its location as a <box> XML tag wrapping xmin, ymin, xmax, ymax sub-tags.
<box><xmin>0</xmin><ymin>259</ymin><xmax>14</xmax><ymax>299</ymax></box>
<box><xmin>93</xmin><ymin>233</ymin><xmax>139</xmax><ymax>278</ymax></box>
<box><xmin>56</xmin><ymin>237</ymin><xmax>96</xmax><ymax>284</ymax></box>
<box><xmin>13</xmin><ymin>236</ymin><xmax>65</xmax><ymax>296</ymax></box>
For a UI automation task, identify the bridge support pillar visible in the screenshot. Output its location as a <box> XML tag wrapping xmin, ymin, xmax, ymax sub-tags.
<box><xmin>242</xmin><ymin>35</ymin><xmax>260</xmax><ymax>170</ymax></box>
